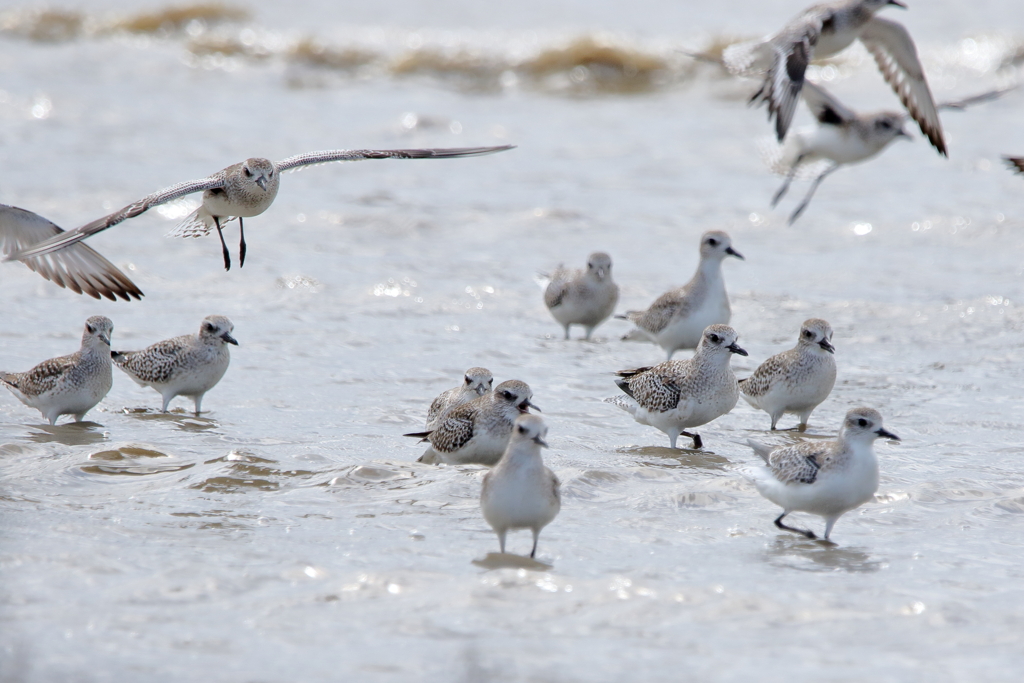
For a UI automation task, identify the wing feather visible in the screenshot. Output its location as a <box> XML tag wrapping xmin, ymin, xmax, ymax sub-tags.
<box><xmin>0</xmin><ymin>204</ymin><xmax>143</xmax><ymax>300</ymax></box>
<box><xmin>275</xmin><ymin>146</ymin><xmax>514</xmax><ymax>172</ymax></box>
<box><xmin>859</xmin><ymin>17</ymin><xmax>946</xmax><ymax>156</ymax></box>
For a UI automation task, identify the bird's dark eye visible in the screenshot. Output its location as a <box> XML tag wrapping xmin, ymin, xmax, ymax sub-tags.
<box><xmin>502</xmin><ymin>391</ymin><xmax>514</xmax><ymax>400</ymax></box>
<box><xmin>86</xmin><ymin>324</ymin><xmax>95</xmax><ymax>333</ymax></box>
<box><xmin>243</xmin><ymin>167</ymin><xmax>252</xmax><ymax>177</ymax></box>
<box><xmin>707</xmin><ymin>238</ymin><xmax>718</xmax><ymax>247</ymax></box>
<box><xmin>857</xmin><ymin>418</ymin><xmax>868</xmax><ymax>427</ymax></box>
<box><xmin>518</xmin><ymin>425</ymin><xmax>527</xmax><ymax>434</ymax></box>
<box><xmin>878</xmin><ymin>120</ymin><xmax>892</xmax><ymax>130</ymax></box>
<box><xmin>709</xmin><ymin>334</ymin><xmax>720</xmax><ymax>343</ymax></box>
<box><xmin>464</xmin><ymin>376</ymin><xmax>472</xmax><ymax>385</ymax></box>
<box><xmin>804</xmin><ymin>330</ymin><xmax>814</xmax><ymax>338</ymax></box>
<box><xmin>205</xmin><ymin>323</ymin><xmax>215</xmax><ymax>332</ymax></box>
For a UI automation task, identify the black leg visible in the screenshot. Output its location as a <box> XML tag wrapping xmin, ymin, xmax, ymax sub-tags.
<box><xmin>214</xmin><ymin>216</ymin><xmax>231</xmax><ymax>271</ymax></box>
<box><xmin>771</xmin><ymin>153</ymin><xmax>805</xmax><ymax>207</ymax></box>
<box><xmin>788</xmin><ymin>163</ymin><xmax>839</xmax><ymax>226</ymax></box>
<box><xmin>774</xmin><ymin>513</ymin><xmax>816</xmax><ymax>539</ymax></box>
<box><xmin>682</xmin><ymin>431</ymin><xmax>702</xmax><ymax>449</ymax></box>
<box><xmin>238</xmin><ymin>217</ymin><xmax>247</xmax><ymax>267</ymax></box>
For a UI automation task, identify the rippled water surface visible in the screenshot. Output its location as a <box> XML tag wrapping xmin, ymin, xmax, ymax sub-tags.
<box><xmin>2</xmin><ymin>1</ymin><xmax>1024</xmax><ymax>681</ymax></box>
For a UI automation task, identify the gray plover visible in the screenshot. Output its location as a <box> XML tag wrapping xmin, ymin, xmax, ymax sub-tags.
<box><xmin>723</xmin><ymin>0</ymin><xmax>945</xmax><ymax>155</ymax></box>
<box><xmin>618</xmin><ymin>231</ymin><xmax>742</xmax><ymax>360</ymax></box>
<box><xmin>112</xmin><ymin>315</ymin><xmax>237</xmax><ymax>414</ymax></box>
<box><xmin>1</xmin><ymin>316</ymin><xmax>114</xmax><ymax>425</ymax></box>
<box><xmin>424</xmin><ymin>367</ymin><xmax>494</xmax><ymax>430</ymax></box>
<box><xmin>769</xmin><ymin>82</ymin><xmax>1011</xmax><ymax>224</ymax></box>
<box><xmin>543</xmin><ymin>252</ymin><xmax>619</xmax><ymax>340</ymax></box>
<box><xmin>0</xmin><ymin>204</ymin><xmax>143</xmax><ymax>301</ymax></box>
<box><xmin>7</xmin><ymin>145</ymin><xmax>514</xmax><ymax>273</ymax></box>
<box><xmin>610</xmin><ymin>324</ymin><xmax>747</xmax><ymax>449</ymax></box>
<box><xmin>481</xmin><ymin>413</ymin><xmax>561</xmax><ymax>558</ymax></box>
<box><xmin>404</xmin><ymin>379</ymin><xmax>539</xmax><ymax>465</ymax></box>
<box><xmin>746</xmin><ymin>407</ymin><xmax>898</xmax><ymax>540</ymax></box>
<box><xmin>740</xmin><ymin>318</ymin><xmax>836</xmax><ymax>431</ymax></box>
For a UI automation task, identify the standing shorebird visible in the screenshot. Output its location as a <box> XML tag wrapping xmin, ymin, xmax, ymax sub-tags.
<box><xmin>1</xmin><ymin>316</ymin><xmax>114</xmax><ymax>425</ymax></box>
<box><xmin>404</xmin><ymin>379</ymin><xmax>539</xmax><ymax>466</ymax></box>
<box><xmin>5</xmin><ymin>145</ymin><xmax>514</xmax><ymax>278</ymax></box>
<box><xmin>610</xmin><ymin>324</ymin><xmax>747</xmax><ymax>449</ymax></box>
<box><xmin>481</xmin><ymin>414</ymin><xmax>561</xmax><ymax>558</ymax></box>
<box><xmin>112</xmin><ymin>315</ymin><xmax>238</xmax><ymax>414</ymax></box>
<box><xmin>543</xmin><ymin>252</ymin><xmax>620</xmax><ymax>340</ymax></box>
<box><xmin>746</xmin><ymin>407</ymin><xmax>898</xmax><ymax>541</ymax></box>
<box><xmin>618</xmin><ymin>231</ymin><xmax>742</xmax><ymax>360</ymax></box>
<box><xmin>740</xmin><ymin>318</ymin><xmax>836</xmax><ymax>431</ymax></box>
<box><xmin>424</xmin><ymin>367</ymin><xmax>494</xmax><ymax>430</ymax></box>
<box><xmin>723</xmin><ymin>0</ymin><xmax>945</xmax><ymax>155</ymax></box>
<box><xmin>0</xmin><ymin>204</ymin><xmax>143</xmax><ymax>301</ymax></box>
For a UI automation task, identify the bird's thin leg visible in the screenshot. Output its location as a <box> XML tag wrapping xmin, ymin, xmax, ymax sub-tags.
<box><xmin>788</xmin><ymin>163</ymin><xmax>839</xmax><ymax>226</ymax></box>
<box><xmin>772</xmin><ymin>153</ymin><xmax>805</xmax><ymax>207</ymax></box>
<box><xmin>682</xmin><ymin>431</ymin><xmax>702</xmax><ymax>449</ymax></box>
<box><xmin>238</xmin><ymin>217</ymin><xmax>247</xmax><ymax>268</ymax></box>
<box><xmin>530</xmin><ymin>529</ymin><xmax>540</xmax><ymax>559</ymax></box>
<box><xmin>214</xmin><ymin>216</ymin><xmax>231</xmax><ymax>271</ymax></box>
<box><xmin>774</xmin><ymin>512</ymin><xmax>817</xmax><ymax>539</ymax></box>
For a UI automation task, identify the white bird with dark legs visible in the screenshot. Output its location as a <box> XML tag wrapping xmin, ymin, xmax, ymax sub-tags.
<box><xmin>543</xmin><ymin>252</ymin><xmax>619</xmax><ymax>340</ymax></box>
<box><xmin>768</xmin><ymin>82</ymin><xmax>1013</xmax><ymax>224</ymax></box>
<box><xmin>424</xmin><ymin>367</ymin><xmax>493</xmax><ymax>430</ymax></box>
<box><xmin>610</xmin><ymin>324</ymin><xmax>747</xmax><ymax>449</ymax></box>
<box><xmin>4</xmin><ymin>145</ymin><xmax>513</xmax><ymax>278</ymax></box>
<box><xmin>112</xmin><ymin>315</ymin><xmax>237</xmax><ymax>415</ymax></box>
<box><xmin>740</xmin><ymin>318</ymin><xmax>836</xmax><ymax>431</ymax></box>
<box><xmin>481</xmin><ymin>414</ymin><xmax>561</xmax><ymax>559</ymax></box>
<box><xmin>723</xmin><ymin>0</ymin><xmax>945</xmax><ymax>156</ymax></box>
<box><xmin>746</xmin><ymin>407</ymin><xmax>898</xmax><ymax>541</ymax></box>
<box><xmin>618</xmin><ymin>231</ymin><xmax>742</xmax><ymax>360</ymax></box>
<box><xmin>404</xmin><ymin>379</ymin><xmax>539</xmax><ymax>466</ymax></box>
<box><xmin>0</xmin><ymin>204</ymin><xmax>143</xmax><ymax>301</ymax></box>
<box><xmin>1</xmin><ymin>316</ymin><xmax>114</xmax><ymax>425</ymax></box>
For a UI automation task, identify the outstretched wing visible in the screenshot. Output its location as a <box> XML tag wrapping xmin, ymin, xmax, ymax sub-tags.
<box><xmin>5</xmin><ymin>176</ymin><xmax>226</xmax><ymax>262</ymax></box>
<box><xmin>800</xmin><ymin>81</ymin><xmax>856</xmax><ymax>125</ymax></box>
<box><xmin>935</xmin><ymin>85</ymin><xmax>1018</xmax><ymax>112</ymax></box>
<box><xmin>859</xmin><ymin>17</ymin><xmax>946</xmax><ymax>156</ymax></box>
<box><xmin>0</xmin><ymin>204</ymin><xmax>143</xmax><ymax>301</ymax></box>
<box><xmin>275</xmin><ymin>145</ymin><xmax>515</xmax><ymax>172</ymax></box>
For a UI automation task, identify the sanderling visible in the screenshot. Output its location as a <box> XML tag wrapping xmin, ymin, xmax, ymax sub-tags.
<box><xmin>723</xmin><ymin>0</ymin><xmax>945</xmax><ymax>155</ymax></box>
<box><xmin>481</xmin><ymin>413</ymin><xmax>561</xmax><ymax>558</ymax></box>
<box><xmin>740</xmin><ymin>318</ymin><xmax>836</xmax><ymax>431</ymax></box>
<box><xmin>404</xmin><ymin>379</ymin><xmax>539</xmax><ymax>465</ymax></box>
<box><xmin>768</xmin><ymin>82</ymin><xmax>1012</xmax><ymax>224</ymax></box>
<box><xmin>1</xmin><ymin>316</ymin><xmax>114</xmax><ymax>425</ymax></box>
<box><xmin>6</xmin><ymin>146</ymin><xmax>513</xmax><ymax>273</ymax></box>
<box><xmin>112</xmin><ymin>315</ymin><xmax>237</xmax><ymax>414</ymax></box>
<box><xmin>1006</xmin><ymin>156</ymin><xmax>1024</xmax><ymax>176</ymax></box>
<box><xmin>543</xmin><ymin>252</ymin><xmax>620</xmax><ymax>340</ymax></box>
<box><xmin>617</xmin><ymin>231</ymin><xmax>742</xmax><ymax>360</ymax></box>
<box><xmin>0</xmin><ymin>204</ymin><xmax>143</xmax><ymax>301</ymax></box>
<box><xmin>424</xmin><ymin>367</ymin><xmax>494</xmax><ymax>430</ymax></box>
<box><xmin>610</xmin><ymin>324</ymin><xmax>747</xmax><ymax>449</ymax></box>
<box><xmin>746</xmin><ymin>406</ymin><xmax>898</xmax><ymax>540</ymax></box>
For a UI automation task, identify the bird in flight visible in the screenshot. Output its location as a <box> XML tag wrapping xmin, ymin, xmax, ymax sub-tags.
<box><xmin>4</xmin><ymin>145</ymin><xmax>514</xmax><ymax>296</ymax></box>
<box><xmin>723</xmin><ymin>0</ymin><xmax>946</xmax><ymax>156</ymax></box>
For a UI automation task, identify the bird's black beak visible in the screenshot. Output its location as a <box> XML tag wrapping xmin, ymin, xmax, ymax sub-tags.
<box><xmin>876</xmin><ymin>428</ymin><xmax>900</xmax><ymax>441</ymax></box>
<box><xmin>725</xmin><ymin>247</ymin><xmax>744</xmax><ymax>260</ymax></box>
<box><xmin>519</xmin><ymin>400</ymin><xmax>540</xmax><ymax>413</ymax></box>
<box><xmin>256</xmin><ymin>176</ymin><xmax>268</xmax><ymax>191</ymax></box>
<box><xmin>533</xmin><ymin>435</ymin><xmax>549</xmax><ymax>448</ymax></box>
<box><xmin>819</xmin><ymin>338</ymin><xmax>835</xmax><ymax>353</ymax></box>
<box><xmin>222</xmin><ymin>332</ymin><xmax>239</xmax><ymax>346</ymax></box>
<box><xmin>727</xmin><ymin>342</ymin><xmax>748</xmax><ymax>356</ymax></box>
<box><xmin>888</xmin><ymin>0</ymin><xmax>908</xmax><ymax>8</ymax></box>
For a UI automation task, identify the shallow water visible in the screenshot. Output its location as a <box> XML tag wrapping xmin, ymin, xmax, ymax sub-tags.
<box><xmin>2</xmin><ymin>1</ymin><xmax>1024</xmax><ymax>681</ymax></box>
